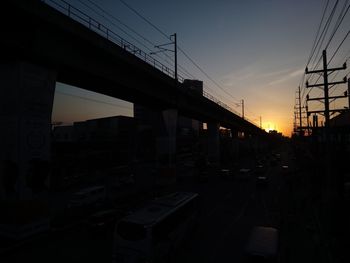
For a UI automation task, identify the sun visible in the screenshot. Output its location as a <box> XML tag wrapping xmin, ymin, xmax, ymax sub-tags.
<box><xmin>263</xmin><ymin>122</ymin><xmax>277</xmax><ymax>132</ymax></box>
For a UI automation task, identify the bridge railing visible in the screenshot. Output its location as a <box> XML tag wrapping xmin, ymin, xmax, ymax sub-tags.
<box><xmin>202</xmin><ymin>91</ymin><xmax>258</xmax><ymax>127</ymax></box>
<box><xmin>42</xmin><ymin>0</ymin><xmax>183</xmax><ymax>82</ymax></box>
<box><xmin>41</xmin><ymin>0</ymin><xmax>259</xmax><ymax>129</ymax></box>
<box><xmin>202</xmin><ymin>91</ymin><xmax>239</xmax><ymax>115</ymax></box>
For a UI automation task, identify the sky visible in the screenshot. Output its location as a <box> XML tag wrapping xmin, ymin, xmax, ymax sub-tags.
<box><xmin>52</xmin><ymin>0</ymin><xmax>350</xmax><ymax>136</ymax></box>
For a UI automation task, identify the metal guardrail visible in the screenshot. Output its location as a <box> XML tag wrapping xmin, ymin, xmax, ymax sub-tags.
<box><xmin>41</xmin><ymin>0</ymin><xmax>259</xmax><ymax>128</ymax></box>
<box><xmin>42</xmin><ymin>0</ymin><xmax>183</xmax><ymax>82</ymax></box>
<box><xmin>203</xmin><ymin>90</ymin><xmax>239</xmax><ymax>115</ymax></box>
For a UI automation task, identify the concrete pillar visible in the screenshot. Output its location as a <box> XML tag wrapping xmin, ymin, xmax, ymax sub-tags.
<box><xmin>230</xmin><ymin>128</ymin><xmax>239</xmax><ymax>165</ymax></box>
<box><xmin>207</xmin><ymin>122</ymin><xmax>220</xmax><ymax>166</ymax></box>
<box><xmin>0</xmin><ymin>62</ymin><xmax>55</xmax><ymax>238</ymax></box>
<box><xmin>155</xmin><ymin>109</ymin><xmax>178</xmax><ymax>186</ymax></box>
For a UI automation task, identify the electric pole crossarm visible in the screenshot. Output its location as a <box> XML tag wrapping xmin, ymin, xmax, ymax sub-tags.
<box><xmin>305</xmin><ymin>63</ymin><xmax>346</xmax><ymax>74</ymax></box>
<box><xmin>328</xmin><ymin>94</ymin><xmax>348</xmax><ymax>100</ymax></box>
<box><xmin>328</xmin><ymin>78</ymin><xmax>348</xmax><ymax>86</ymax></box>
<box><xmin>306</xmin><ymin>78</ymin><xmax>347</xmax><ymax>88</ymax></box>
<box><xmin>151</xmin><ymin>33</ymin><xmax>177</xmax><ymax>81</ymax></box>
<box><xmin>308</xmin><ymin>109</ymin><xmax>348</xmax><ymax>114</ymax></box>
<box><xmin>306</xmin><ymin>68</ymin><xmax>326</xmax><ymax>74</ymax></box>
<box><xmin>155</xmin><ymin>42</ymin><xmax>174</xmax><ymax>48</ymax></box>
<box><xmin>306</xmin><ymin>82</ymin><xmax>324</xmax><ymax>88</ymax></box>
<box><xmin>150</xmin><ymin>49</ymin><xmax>173</xmax><ymax>55</ymax></box>
<box><xmin>327</xmin><ymin>64</ymin><xmax>347</xmax><ymax>72</ymax></box>
<box><xmin>307</xmin><ymin>94</ymin><xmax>347</xmax><ymax>101</ymax></box>
<box><xmin>306</xmin><ymin>97</ymin><xmax>325</xmax><ymax>101</ymax></box>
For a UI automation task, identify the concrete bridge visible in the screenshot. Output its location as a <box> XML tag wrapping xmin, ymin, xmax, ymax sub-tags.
<box><xmin>0</xmin><ymin>0</ymin><xmax>269</xmax><ymax>217</ymax></box>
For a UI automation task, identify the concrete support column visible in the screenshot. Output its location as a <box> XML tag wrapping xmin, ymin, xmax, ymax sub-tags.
<box><xmin>155</xmin><ymin>109</ymin><xmax>178</xmax><ymax>187</ymax></box>
<box><xmin>230</xmin><ymin>128</ymin><xmax>239</xmax><ymax>165</ymax></box>
<box><xmin>207</xmin><ymin>122</ymin><xmax>220</xmax><ymax>166</ymax></box>
<box><xmin>0</xmin><ymin>62</ymin><xmax>56</xmax><ymax>201</ymax></box>
<box><xmin>0</xmin><ymin>62</ymin><xmax>55</xmax><ymax>238</ymax></box>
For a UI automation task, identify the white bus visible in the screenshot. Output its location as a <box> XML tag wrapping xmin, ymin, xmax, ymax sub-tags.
<box><xmin>67</xmin><ymin>185</ymin><xmax>106</xmax><ymax>208</ymax></box>
<box><xmin>112</xmin><ymin>192</ymin><xmax>199</xmax><ymax>263</ymax></box>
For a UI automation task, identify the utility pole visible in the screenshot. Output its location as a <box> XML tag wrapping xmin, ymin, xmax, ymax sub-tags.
<box><xmin>348</xmin><ymin>78</ymin><xmax>350</xmax><ymax>108</ymax></box>
<box><xmin>151</xmin><ymin>33</ymin><xmax>178</xmax><ymax>81</ymax></box>
<box><xmin>293</xmin><ymin>107</ymin><xmax>297</xmax><ymax>132</ymax></box>
<box><xmin>323</xmin><ymin>50</ymin><xmax>330</xmax><ymax>127</ymax></box>
<box><xmin>241</xmin><ymin>99</ymin><xmax>244</xmax><ymax>119</ymax></box>
<box><xmin>306</xmin><ymin>50</ymin><xmax>347</xmax><ymax>125</ymax></box>
<box><xmin>305</xmin><ymin>49</ymin><xmax>347</xmax><ymax>202</ymax></box>
<box><xmin>260</xmin><ymin>116</ymin><xmax>262</xmax><ymax>129</ymax></box>
<box><xmin>173</xmin><ymin>33</ymin><xmax>177</xmax><ymax>81</ymax></box>
<box><xmin>298</xmin><ymin>86</ymin><xmax>303</xmax><ymax>135</ymax></box>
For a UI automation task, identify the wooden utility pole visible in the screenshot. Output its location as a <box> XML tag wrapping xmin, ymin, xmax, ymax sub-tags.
<box><xmin>348</xmin><ymin>78</ymin><xmax>350</xmax><ymax>108</ymax></box>
<box><xmin>306</xmin><ymin>50</ymin><xmax>347</xmax><ymax>123</ymax></box>
<box><xmin>298</xmin><ymin>86</ymin><xmax>303</xmax><ymax>134</ymax></box>
<box><xmin>173</xmin><ymin>33</ymin><xmax>177</xmax><ymax>81</ymax></box>
<box><xmin>305</xmin><ymin>49</ymin><xmax>347</xmax><ymax>201</ymax></box>
<box><xmin>241</xmin><ymin>99</ymin><xmax>244</xmax><ymax>119</ymax></box>
<box><xmin>260</xmin><ymin>116</ymin><xmax>262</xmax><ymax>129</ymax></box>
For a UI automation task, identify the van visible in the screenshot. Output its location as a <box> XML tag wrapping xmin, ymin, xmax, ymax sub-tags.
<box><xmin>245</xmin><ymin>226</ymin><xmax>279</xmax><ymax>262</ymax></box>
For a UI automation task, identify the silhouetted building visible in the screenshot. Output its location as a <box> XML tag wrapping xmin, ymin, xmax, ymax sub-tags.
<box><xmin>269</xmin><ymin>130</ymin><xmax>283</xmax><ymax>138</ymax></box>
<box><xmin>74</xmin><ymin>115</ymin><xmax>135</xmax><ymax>142</ymax></box>
<box><xmin>53</xmin><ymin>116</ymin><xmax>135</xmax><ymax>142</ymax></box>
<box><xmin>52</xmin><ymin>125</ymin><xmax>74</xmax><ymax>142</ymax></box>
<box><xmin>329</xmin><ymin>110</ymin><xmax>350</xmax><ymax>127</ymax></box>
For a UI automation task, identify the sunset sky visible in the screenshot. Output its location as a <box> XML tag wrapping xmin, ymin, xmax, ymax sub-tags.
<box><xmin>52</xmin><ymin>0</ymin><xmax>350</xmax><ymax>136</ymax></box>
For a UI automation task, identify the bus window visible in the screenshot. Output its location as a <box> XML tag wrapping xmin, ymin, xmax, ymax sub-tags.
<box><xmin>117</xmin><ymin>221</ymin><xmax>147</xmax><ymax>241</ymax></box>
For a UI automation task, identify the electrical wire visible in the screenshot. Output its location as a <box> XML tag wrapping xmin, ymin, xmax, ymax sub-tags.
<box><xmin>324</xmin><ymin>0</ymin><xmax>350</xmax><ymax>51</ymax></box>
<box><xmin>307</xmin><ymin>0</ymin><xmax>339</xmax><ymax>83</ymax></box>
<box><xmin>82</xmin><ymin>0</ymin><xmax>197</xmax><ymax>81</ymax></box>
<box><xmin>296</xmin><ymin>0</ymin><xmax>345</xmax><ymax>130</ymax></box>
<box><xmin>117</xmin><ymin>0</ymin><xmax>243</xmax><ymax>106</ymax></box>
<box><xmin>56</xmin><ymin>91</ymin><xmax>133</xmax><ymax>110</ymax></box>
<box><xmin>300</xmin><ymin>0</ymin><xmax>332</xmax><ymax>102</ymax></box>
<box><xmin>306</xmin><ymin>0</ymin><xmax>331</xmax><ymax>67</ymax></box>
<box><xmin>78</xmin><ymin>0</ymin><xmax>240</xmax><ymax>110</ymax></box>
<box><xmin>328</xmin><ymin>29</ymin><xmax>350</xmax><ymax>64</ymax></box>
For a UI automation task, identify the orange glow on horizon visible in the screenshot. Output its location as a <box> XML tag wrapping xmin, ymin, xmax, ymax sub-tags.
<box><xmin>263</xmin><ymin>122</ymin><xmax>277</xmax><ymax>133</ymax></box>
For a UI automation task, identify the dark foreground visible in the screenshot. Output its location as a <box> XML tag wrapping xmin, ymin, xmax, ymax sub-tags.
<box><xmin>1</xmin><ymin>144</ymin><xmax>348</xmax><ymax>263</ymax></box>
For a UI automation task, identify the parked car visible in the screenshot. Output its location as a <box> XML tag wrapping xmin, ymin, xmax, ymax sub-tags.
<box><xmin>256</xmin><ymin>176</ymin><xmax>269</xmax><ymax>187</ymax></box>
<box><xmin>219</xmin><ymin>168</ymin><xmax>231</xmax><ymax>178</ymax></box>
<box><xmin>237</xmin><ymin>168</ymin><xmax>251</xmax><ymax>181</ymax></box>
<box><xmin>254</xmin><ymin>164</ymin><xmax>267</xmax><ymax>175</ymax></box>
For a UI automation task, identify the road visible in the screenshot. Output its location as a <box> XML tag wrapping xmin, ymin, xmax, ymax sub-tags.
<box><xmin>174</xmin><ymin>150</ymin><xmax>288</xmax><ymax>263</ymax></box>
<box><xmin>1</xmin><ymin>147</ymin><xmax>291</xmax><ymax>263</ymax></box>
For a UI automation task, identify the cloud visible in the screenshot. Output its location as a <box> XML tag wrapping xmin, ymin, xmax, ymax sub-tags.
<box><xmin>221</xmin><ymin>62</ymin><xmax>297</xmax><ymax>88</ymax></box>
<box><xmin>265</xmin><ymin>68</ymin><xmax>304</xmax><ymax>87</ymax></box>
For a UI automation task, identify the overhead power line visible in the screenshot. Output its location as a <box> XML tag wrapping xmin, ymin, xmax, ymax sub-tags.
<box><xmin>75</xmin><ymin>0</ymin><xmax>202</xmax><ymax>84</ymax></box>
<box><xmin>308</xmin><ymin>0</ymin><xmax>339</xmax><ymax>80</ymax></box>
<box><xmin>118</xmin><ymin>0</ymin><xmax>169</xmax><ymax>40</ymax></box>
<box><xmin>302</xmin><ymin>0</ymin><xmax>345</xmax><ymax>101</ymax></box>
<box><xmin>56</xmin><ymin>91</ymin><xmax>133</xmax><ymax>110</ymax></box>
<box><xmin>306</xmin><ymin>0</ymin><xmax>330</xmax><ymax>67</ymax></box>
<box><xmin>324</xmin><ymin>0</ymin><xmax>350</xmax><ymax>51</ymax></box>
<box><xmin>65</xmin><ymin>0</ymin><xmax>243</xmax><ymax>114</ymax></box>
<box><xmin>328</xmin><ymin>29</ymin><xmax>350</xmax><ymax>64</ymax></box>
<box><xmin>118</xmin><ymin>0</ymin><xmax>242</xmax><ymax>106</ymax></box>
